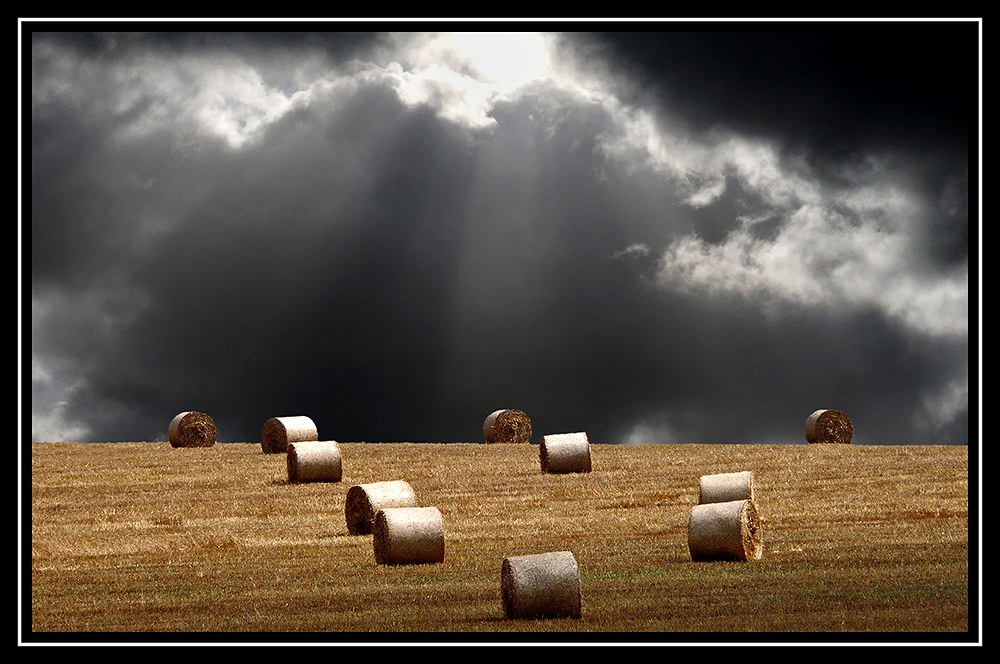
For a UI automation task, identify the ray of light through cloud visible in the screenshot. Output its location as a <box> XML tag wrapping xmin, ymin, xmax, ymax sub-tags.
<box><xmin>27</xmin><ymin>25</ymin><xmax>975</xmax><ymax>446</ymax></box>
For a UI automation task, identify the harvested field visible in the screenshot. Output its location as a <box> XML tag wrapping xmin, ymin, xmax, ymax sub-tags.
<box><xmin>27</xmin><ymin>441</ymin><xmax>973</xmax><ymax>641</ymax></box>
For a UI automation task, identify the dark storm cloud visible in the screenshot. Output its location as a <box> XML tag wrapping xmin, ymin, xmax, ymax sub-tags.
<box><xmin>28</xmin><ymin>25</ymin><xmax>975</xmax><ymax>446</ymax></box>
<box><xmin>583</xmin><ymin>26</ymin><xmax>975</xmax><ymax>155</ymax></box>
<box><xmin>583</xmin><ymin>26</ymin><xmax>975</xmax><ymax>267</ymax></box>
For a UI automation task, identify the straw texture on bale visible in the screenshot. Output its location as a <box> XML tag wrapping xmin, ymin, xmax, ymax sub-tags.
<box><xmin>688</xmin><ymin>499</ymin><xmax>763</xmax><ymax>562</ymax></box>
<box><xmin>372</xmin><ymin>507</ymin><xmax>445</xmax><ymax>565</ymax></box>
<box><xmin>539</xmin><ymin>432</ymin><xmax>592</xmax><ymax>474</ymax></box>
<box><xmin>286</xmin><ymin>441</ymin><xmax>342</xmax><ymax>483</ymax></box>
<box><xmin>699</xmin><ymin>471</ymin><xmax>755</xmax><ymax>504</ymax></box>
<box><xmin>482</xmin><ymin>409</ymin><xmax>533</xmax><ymax>444</ymax></box>
<box><xmin>501</xmin><ymin>551</ymin><xmax>582</xmax><ymax>620</ymax></box>
<box><xmin>345</xmin><ymin>480</ymin><xmax>418</xmax><ymax>535</ymax></box>
<box><xmin>805</xmin><ymin>409</ymin><xmax>854</xmax><ymax>444</ymax></box>
<box><xmin>168</xmin><ymin>411</ymin><xmax>216</xmax><ymax>448</ymax></box>
<box><xmin>261</xmin><ymin>415</ymin><xmax>318</xmax><ymax>454</ymax></box>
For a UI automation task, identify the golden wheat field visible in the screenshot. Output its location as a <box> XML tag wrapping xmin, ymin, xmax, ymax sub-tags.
<box><xmin>26</xmin><ymin>440</ymin><xmax>974</xmax><ymax>642</ymax></box>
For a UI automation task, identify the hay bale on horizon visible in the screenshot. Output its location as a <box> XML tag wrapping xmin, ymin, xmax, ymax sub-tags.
<box><xmin>168</xmin><ymin>411</ymin><xmax>216</xmax><ymax>448</ymax></box>
<box><xmin>540</xmin><ymin>432</ymin><xmax>591</xmax><ymax>474</ymax></box>
<box><xmin>501</xmin><ymin>550</ymin><xmax>582</xmax><ymax>620</ymax></box>
<box><xmin>286</xmin><ymin>440</ymin><xmax>342</xmax><ymax>483</ymax></box>
<box><xmin>483</xmin><ymin>409</ymin><xmax>533</xmax><ymax>444</ymax></box>
<box><xmin>805</xmin><ymin>409</ymin><xmax>854</xmax><ymax>445</ymax></box>
<box><xmin>345</xmin><ymin>480</ymin><xmax>418</xmax><ymax>535</ymax></box>
<box><xmin>372</xmin><ymin>506</ymin><xmax>445</xmax><ymax>565</ymax></box>
<box><xmin>688</xmin><ymin>499</ymin><xmax>763</xmax><ymax>562</ymax></box>
<box><xmin>261</xmin><ymin>415</ymin><xmax>318</xmax><ymax>454</ymax></box>
<box><xmin>699</xmin><ymin>471</ymin><xmax>755</xmax><ymax>504</ymax></box>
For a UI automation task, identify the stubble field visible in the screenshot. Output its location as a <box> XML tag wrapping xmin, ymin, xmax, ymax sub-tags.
<box><xmin>27</xmin><ymin>440</ymin><xmax>973</xmax><ymax>641</ymax></box>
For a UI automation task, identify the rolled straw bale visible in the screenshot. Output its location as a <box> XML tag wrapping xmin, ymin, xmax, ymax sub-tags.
<box><xmin>372</xmin><ymin>506</ymin><xmax>445</xmax><ymax>565</ymax></box>
<box><xmin>699</xmin><ymin>471</ymin><xmax>755</xmax><ymax>504</ymax></box>
<box><xmin>345</xmin><ymin>480</ymin><xmax>418</xmax><ymax>535</ymax></box>
<box><xmin>805</xmin><ymin>409</ymin><xmax>854</xmax><ymax>444</ymax></box>
<box><xmin>539</xmin><ymin>432</ymin><xmax>591</xmax><ymax>474</ymax></box>
<box><xmin>286</xmin><ymin>441</ymin><xmax>342</xmax><ymax>483</ymax></box>
<box><xmin>261</xmin><ymin>415</ymin><xmax>318</xmax><ymax>454</ymax></box>
<box><xmin>688</xmin><ymin>499</ymin><xmax>763</xmax><ymax>562</ymax></box>
<box><xmin>501</xmin><ymin>551</ymin><xmax>582</xmax><ymax>620</ymax></box>
<box><xmin>483</xmin><ymin>408</ymin><xmax>533</xmax><ymax>444</ymax></box>
<box><xmin>168</xmin><ymin>411</ymin><xmax>216</xmax><ymax>448</ymax></box>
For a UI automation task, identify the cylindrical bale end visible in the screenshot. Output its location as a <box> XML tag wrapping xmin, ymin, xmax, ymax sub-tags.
<box><xmin>372</xmin><ymin>506</ymin><xmax>445</xmax><ymax>565</ymax></box>
<box><xmin>501</xmin><ymin>551</ymin><xmax>582</xmax><ymax>620</ymax></box>
<box><xmin>539</xmin><ymin>432</ymin><xmax>591</xmax><ymax>473</ymax></box>
<box><xmin>805</xmin><ymin>409</ymin><xmax>853</xmax><ymax>444</ymax></box>
<box><xmin>688</xmin><ymin>499</ymin><xmax>763</xmax><ymax>562</ymax></box>
<box><xmin>261</xmin><ymin>415</ymin><xmax>318</xmax><ymax>454</ymax></box>
<box><xmin>287</xmin><ymin>440</ymin><xmax>342</xmax><ymax>483</ymax></box>
<box><xmin>483</xmin><ymin>409</ymin><xmax>533</xmax><ymax>444</ymax></box>
<box><xmin>345</xmin><ymin>480</ymin><xmax>418</xmax><ymax>535</ymax></box>
<box><xmin>698</xmin><ymin>470</ymin><xmax>755</xmax><ymax>504</ymax></box>
<box><xmin>168</xmin><ymin>411</ymin><xmax>217</xmax><ymax>448</ymax></box>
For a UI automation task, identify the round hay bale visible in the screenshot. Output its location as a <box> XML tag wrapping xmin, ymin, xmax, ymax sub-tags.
<box><xmin>805</xmin><ymin>409</ymin><xmax>853</xmax><ymax>444</ymax></box>
<box><xmin>345</xmin><ymin>480</ymin><xmax>418</xmax><ymax>535</ymax></box>
<box><xmin>372</xmin><ymin>506</ymin><xmax>445</xmax><ymax>565</ymax></box>
<box><xmin>699</xmin><ymin>471</ymin><xmax>755</xmax><ymax>504</ymax></box>
<box><xmin>539</xmin><ymin>432</ymin><xmax>591</xmax><ymax>474</ymax></box>
<box><xmin>168</xmin><ymin>411</ymin><xmax>216</xmax><ymax>448</ymax></box>
<box><xmin>483</xmin><ymin>409</ymin><xmax>533</xmax><ymax>444</ymax></box>
<box><xmin>501</xmin><ymin>551</ymin><xmax>582</xmax><ymax>620</ymax></box>
<box><xmin>688</xmin><ymin>499</ymin><xmax>763</xmax><ymax>562</ymax></box>
<box><xmin>261</xmin><ymin>415</ymin><xmax>318</xmax><ymax>454</ymax></box>
<box><xmin>286</xmin><ymin>441</ymin><xmax>342</xmax><ymax>483</ymax></box>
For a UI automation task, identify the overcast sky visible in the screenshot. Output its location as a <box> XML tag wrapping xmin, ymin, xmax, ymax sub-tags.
<box><xmin>26</xmin><ymin>23</ymin><xmax>978</xmax><ymax>445</ymax></box>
